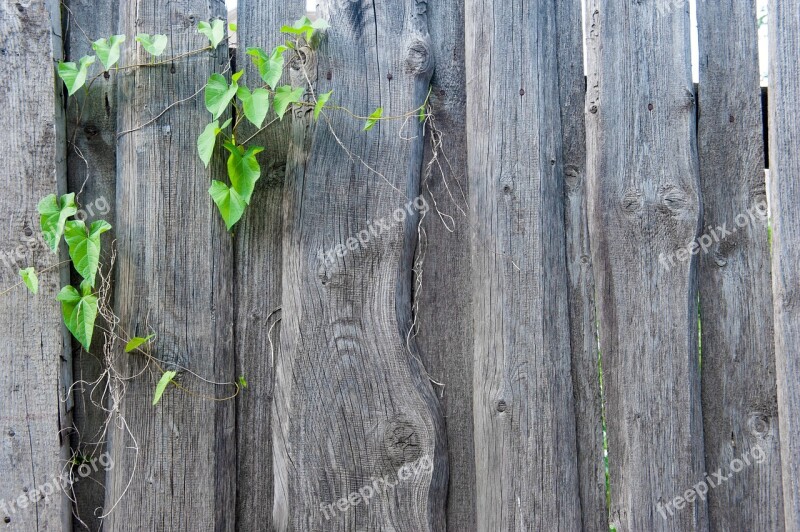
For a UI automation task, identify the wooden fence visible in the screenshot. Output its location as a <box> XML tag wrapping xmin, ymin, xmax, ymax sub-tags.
<box><xmin>0</xmin><ymin>0</ymin><xmax>797</xmax><ymax>530</ymax></box>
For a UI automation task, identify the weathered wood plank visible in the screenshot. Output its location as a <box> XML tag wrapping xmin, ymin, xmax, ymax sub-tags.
<box><xmin>697</xmin><ymin>0</ymin><xmax>784</xmax><ymax>528</ymax></box>
<box><xmin>557</xmin><ymin>1</ymin><xmax>606</xmax><ymax>530</ymax></box>
<box><xmin>105</xmin><ymin>2</ymin><xmax>235</xmax><ymax>529</ymax></box>
<box><xmin>466</xmin><ymin>0</ymin><xmax>582</xmax><ymax>529</ymax></box>
<box><xmin>414</xmin><ymin>0</ymin><xmax>475</xmax><ymax>527</ymax></box>
<box><xmin>273</xmin><ymin>0</ymin><xmax>447</xmax><ymax>529</ymax></box>
<box><xmin>769</xmin><ymin>0</ymin><xmax>800</xmax><ymax>527</ymax></box>
<box><xmin>62</xmin><ymin>1</ymin><xmax>118</xmax><ymax>529</ymax></box>
<box><xmin>0</xmin><ymin>1</ymin><xmax>71</xmax><ymax>530</ymax></box>
<box><xmin>233</xmin><ymin>2</ymin><xmax>302</xmax><ymax>529</ymax></box>
<box><xmin>584</xmin><ymin>1</ymin><xmax>707</xmax><ymax>530</ymax></box>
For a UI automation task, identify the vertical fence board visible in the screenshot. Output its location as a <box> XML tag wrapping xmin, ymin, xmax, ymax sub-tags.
<box><xmin>106</xmin><ymin>2</ymin><xmax>235</xmax><ymax>529</ymax></box>
<box><xmin>0</xmin><ymin>1</ymin><xmax>70</xmax><ymax>530</ymax></box>
<box><xmin>62</xmin><ymin>1</ymin><xmax>118</xmax><ymax>528</ymax></box>
<box><xmin>466</xmin><ymin>0</ymin><xmax>582</xmax><ymax>529</ymax></box>
<box><xmin>273</xmin><ymin>0</ymin><xmax>447</xmax><ymax>529</ymax></box>
<box><xmin>415</xmin><ymin>0</ymin><xmax>475</xmax><ymax>527</ymax></box>
<box><xmin>697</xmin><ymin>0</ymin><xmax>784</xmax><ymax>529</ymax></box>
<box><xmin>233</xmin><ymin>1</ymin><xmax>303</xmax><ymax>529</ymax></box>
<box><xmin>585</xmin><ymin>1</ymin><xmax>707</xmax><ymax>530</ymax></box>
<box><xmin>769</xmin><ymin>0</ymin><xmax>800</xmax><ymax>527</ymax></box>
<box><xmin>558</xmin><ymin>0</ymin><xmax>606</xmax><ymax>529</ymax></box>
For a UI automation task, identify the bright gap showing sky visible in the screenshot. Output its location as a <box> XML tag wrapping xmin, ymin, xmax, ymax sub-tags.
<box><xmin>225</xmin><ymin>0</ymin><xmax>770</xmax><ymax>85</ymax></box>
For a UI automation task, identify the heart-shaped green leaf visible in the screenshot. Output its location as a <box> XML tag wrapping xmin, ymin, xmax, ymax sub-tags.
<box><xmin>364</xmin><ymin>106</ymin><xmax>383</xmax><ymax>131</ymax></box>
<box><xmin>197</xmin><ymin>19</ymin><xmax>225</xmax><ymax>49</ymax></box>
<box><xmin>281</xmin><ymin>16</ymin><xmax>329</xmax><ymax>42</ymax></box>
<box><xmin>57</xmin><ymin>55</ymin><xmax>96</xmax><ymax>96</ymax></box>
<box><xmin>57</xmin><ymin>284</ymin><xmax>98</xmax><ymax>350</ymax></box>
<box><xmin>314</xmin><ymin>90</ymin><xmax>333</xmax><ymax>120</ymax></box>
<box><xmin>153</xmin><ymin>370</ymin><xmax>177</xmax><ymax>406</ymax></box>
<box><xmin>205</xmin><ymin>73</ymin><xmax>238</xmax><ymax>120</ymax></box>
<box><xmin>209</xmin><ymin>180</ymin><xmax>247</xmax><ymax>230</ymax></box>
<box><xmin>19</xmin><ymin>267</ymin><xmax>38</xmax><ymax>295</ymax></box>
<box><xmin>223</xmin><ymin>142</ymin><xmax>264</xmax><ymax>204</ymax></box>
<box><xmin>38</xmin><ymin>193</ymin><xmax>78</xmax><ymax>252</ymax></box>
<box><xmin>273</xmin><ymin>85</ymin><xmax>304</xmax><ymax>120</ymax></box>
<box><xmin>135</xmin><ymin>34</ymin><xmax>168</xmax><ymax>56</ymax></box>
<box><xmin>92</xmin><ymin>35</ymin><xmax>126</xmax><ymax>70</ymax></box>
<box><xmin>197</xmin><ymin>118</ymin><xmax>232</xmax><ymax>167</ymax></box>
<box><xmin>64</xmin><ymin>219</ymin><xmax>112</xmax><ymax>287</ymax></box>
<box><xmin>125</xmin><ymin>334</ymin><xmax>156</xmax><ymax>353</ymax></box>
<box><xmin>237</xmin><ymin>86</ymin><xmax>270</xmax><ymax>128</ymax></box>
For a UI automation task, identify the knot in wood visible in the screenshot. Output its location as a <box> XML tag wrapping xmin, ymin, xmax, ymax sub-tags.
<box><xmin>405</xmin><ymin>37</ymin><xmax>433</xmax><ymax>76</ymax></box>
<box><xmin>747</xmin><ymin>413</ymin><xmax>771</xmax><ymax>438</ymax></box>
<box><xmin>383</xmin><ymin>415</ymin><xmax>422</xmax><ymax>468</ymax></box>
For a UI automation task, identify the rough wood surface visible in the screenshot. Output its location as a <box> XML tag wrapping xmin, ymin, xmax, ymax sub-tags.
<box><xmin>585</xmin><ymin>2</ymin><xmax>707</xmax><ymax>530</ymax></box>
<box><xmin>233</xmin><ymin>1</ymin><xmax>302</xmax><ymax>529</ymax></box>
<box><xmin>62</xmin><ymin>1</ymin><xmax>118</xmax><ymax>529</ymax></box>
<box><xmin>0</xmin><ymin>1</ymin><xmax>71</xmax><ymax>530</ymax></box>
<box><xmin>105</xmin><ymin>1</ymin><xmax>235</xmax><ymax>529</ymax></box>
<box><xmin>558</xmin><ymin>0</ymin><xmax>606</xmax><ymax>529</ymax></box>
<box><xmin>272</xmin><ymin>0</ymin><xmax>447</xmax><ymax>528</ymax></box>
<box><xmin>769</xmin><ymin>0</ymin><xmax>800</xmax><ymax>527</ymax></box>
<box><xmin>466</xmin><ymin>0</ymin><xmax>582</xmax><ymax>529</ymax></box>
<box><xmin>697</xmin><ymin>0</ymin><xmax>784</xmax><ymax>529</ymax></box>
<box><xmin>414</xmin><ymin>0</ymin><xmax>475</xmax><ymax>528</ymax></box>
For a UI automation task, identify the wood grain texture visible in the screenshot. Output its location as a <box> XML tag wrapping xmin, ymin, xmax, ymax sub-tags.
<box><xmin>273</xmin><ymin>0</ymin><xmax>447</xmax><ymax>528</ymax></box>
<box><xmin>697</xmin><ymin>0</ymin><xmax>784</xmax><ymax>529</ymax></box>
<box><xmin>558</xmin><ymin>0</ymin><xmax>606</xmax><ymax>529</ymax></box>
<box><xmin>584</xmin><ymin>1</ymin><xmax>707</xmax><ymax>530</ymax></box>
<box><xmin>466</xmin><ymin>0</ymin><xmax>582</xmax><ymax>529</ymax></box>
<box><xmin>0</xmin><ymin>1</ymin><xmax>71</xmax><ymax>530</ymax></box>
<box><xmin>233</xmin><ymin>1</ymin><xmax>302</xmax><ymax>529</ymax></box>
<box><xmin>769</xmin><ymin>0</ymin><xmax>800</xmax><ymax>527</ymax></box>
<box><xmin>106</xmin><ymin>1</ymin><xmax>236</xmax><ymax>529</ymax></box>
<box><xmin>414</xmin><ymin>0</ymin><xmax>475</xmax><ymax>528</ymax></box>
<box><xmin>62</xmin><ymin>1</ymin><xmax>118</xmax><ymax>529</ymax></box>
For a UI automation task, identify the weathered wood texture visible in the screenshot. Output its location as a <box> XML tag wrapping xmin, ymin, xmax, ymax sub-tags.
<box><xmin>273</xmin><ymin>0</ymin><xmax>447</xmax><ymax>528</ymax></box>
<box><xmin>466</xmin><ymin>0</ymin><xmax>582</xmax><ymax>529</ymax></box>
<box><xmin>769</xmin><ymin>0</ymin><xmax>800</xmax><ymax>527</ymax></box>
<box><xmin>585</xmin><ymin>1</ymin><xmax>707</xmax><ymax>530</ymax></box>
<box><xmin>62</xmin><ymin>1</ymin><xmax>118</xmax><ymax>529</ymax></box>
<box><xmin>558</xmin><ymin>0</ymin><xmax>606</xmax><ymax>529</ymax></box>
<box><xmin>105</xmin><ymin>1</ymin><xmax>235</xmax><ymax>529</ymax></box>
<box><xmin>0</xmin><ymin>1</ymin><xmax>71</xmax><ymax>531</ymax></box>
<box><xmin>414</xmin><ymin>0</ymin><xmax>475</xmax><ymax>528</ymax></box>
<box><xmin>697</xmin><ymin>0</ymin><xmax>783</xmax><ymax>529</ymax></box>
<box><xmin>233</xmin><ymin>1</ymin><xmax>302</xmax><ymax>529</ymax></box>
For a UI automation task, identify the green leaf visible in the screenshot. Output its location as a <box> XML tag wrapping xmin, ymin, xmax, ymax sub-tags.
<box><xmin>64</xmin><ymin>219</ymin><xmax>112</xmax><ymax>287</ymax></box>
<box><xmin>205</xmin><ymin>73</ymin><xmax>238</xmax><ymax>120</ymax></box>
<box><xmin>238</xmin><ymin>375</ymin><xmax>248</xmax><ymax>389</ymax></box>
<box><xmin>57</xmin><ymin>284</ymin><xmax>98</xmax><ymax>350</ymax></box>
<box><xmin>197</xmin><ymin>118</ymin><xmax>232</xmax><ymax>167</ymax></box>
<box><xmin>92</xmin><ymin>35</ymin><xmax>126</xmax><ymax>70</ymax></box>
<box><xmin>223</xmin><ymin>142</ymin><xmax>264</xmax><ymax>203</ymax></box>
<box><xmin>18</xmin><ymin>267</ymin><xmax>38</xmax><ymax>295</ymax></box>
<box><xmin>237</xmin><ymin>86</ymin><xmax>270</xmax><ymax>128</ymax></box>
<box><xmin>273</xmin><ymin>85</ymin><xmax>304</xmax><ymax>120</ymax></box>
<box><xmin>125</xmin><ymin>334</ymin><xmax>155</xmax><ymax>353</ymax></box>
<box><xmin>281</xmin><ymin>16</ymin><xmax>328</xmax><ymax>42</ymax></box>
<box><xmin>38</xmin><ymin>193</ymin><xmax>78</xmax><ymax>252</ymax></box>
<box><xmin>418</xmin><ymin>105</ymin><xmax>427</xmax><ymax>123</ymax></box>
<box><xmin>364</xmin><ymin>106</ymin><xmax>383</xmax><ymax>131</ymax></box>
<box><xmin>229</xmin><ymin>22</ymin><xmax>237</xmax><ymax>32</ymax></box>
<box><xmin>153</xmin><ymin>370</ymin><xmax>177</xmax><ymax>406</ymax></box>
<box><xmin>209</xmin><ymin>180</ymin><xmax>247</xmax><ymax>230</ymax></box>
<box><xmin>57</xmin><ymin>55</ymin><xmax>96</xmax><ymax>96</ymax></box>
<box><xmin>314</xmin><ymin>90</ymin><xmax>333</xmax><ymax>120</ymax></box>
<box><xmin>197</xmin><ymin>19</ymin><xmax>225</xmax><ymax>48</ymax></box>
<box><xmin>135</xmin><ymin>34</ymin><xmax>168</xmax><ymax>56</ymax></box>
<box><xmin>247</xmin><ymin>46</ymin><xmax>286</xmax><ymax>89</ymax></box>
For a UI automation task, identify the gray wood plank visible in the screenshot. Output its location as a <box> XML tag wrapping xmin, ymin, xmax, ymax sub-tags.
<box><xmin>558</xmin><ymin>0</ymin><xmax>607</xmax><ymax>530</ymax></box>
<box><xmin>62</xmin><ymin>1</ymin><xmax>118</xmax><ymax>529</ymax></box>
<box><xmin>272</xmin><ymin>0</ymin><xmax>447</xmax><ymax>529</ymax></box>
<box><xmin>584</xmin><ymin>1</ymin><xmax>708</xmax><ymax>530</ymax></box>
<box><xmin>697</xmin><ymin>0</ymin><xmax>784</xmax><ymax>529</ymax></box>
<box><xmin>465</xmin><ymin>0</ymin><xmax>582</xmax><ymax>529</ymax></box>
<box><xmin>233</xmin><ymin>1</ymin><xmax>302</xmax><ymax>529</ymax></box>
<box><xmin>105</xmin><ymin>1</ymin><xmax>236</xmax><ymax>529</ymax></box>
<box><xmin>0</xmin><ymin>1</ymin><xmax>71</xmax><ymax>530</ymax></box>
<box><xmin>768</xmin><ymin>0</ymin><xmax>800</xmax><ymax>527</ymax></box>
<box><xmin>414</xmin><ymin>0</ymin><xmax>475</xmax><ymax>527</ymax></box>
